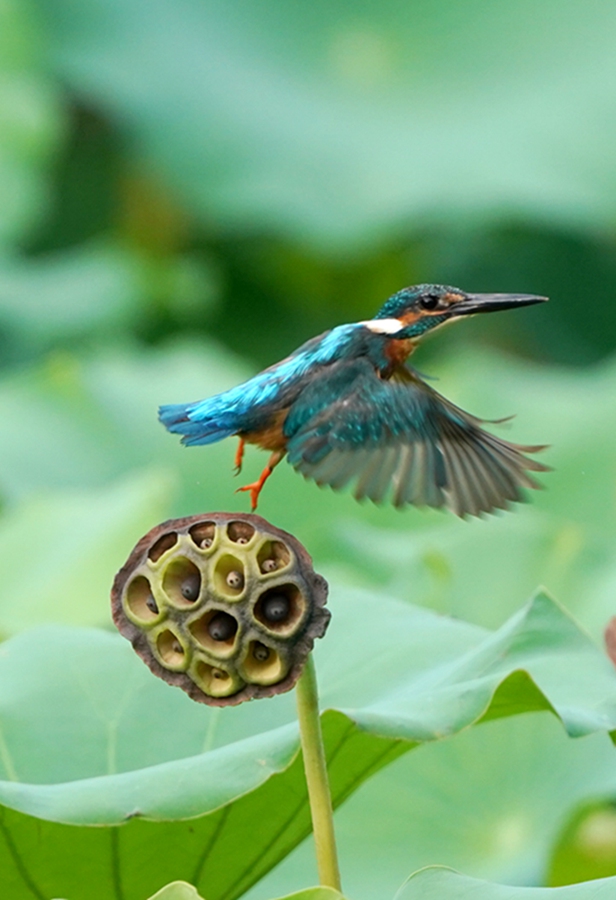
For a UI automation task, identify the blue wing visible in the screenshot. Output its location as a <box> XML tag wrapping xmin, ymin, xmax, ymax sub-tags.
<box><xmin>285</xmin><ymin>359</ymin><xmax>548</xmax><ymax>517</ymax></box>
<box><xmin>158</xmin><ymin>324</ymin><xmax>365</xmax><ymax>445</ymax></box>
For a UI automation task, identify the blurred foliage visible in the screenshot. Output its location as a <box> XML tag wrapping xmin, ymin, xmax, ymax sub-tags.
<box><xmin>1</xmin><ymin>1</ymin><xmax>616</xmax><ymax>898</ymax></box>
<box><xmin>548</xmin><ymin>800</ymin><xmax>616</xmax><ymax>887</ymax></box>
<box><xmin>397</xmin><ymin>869</ymin><xmax>616</xmax><ymax>898</ymax></box>
<box><xmin>31</xmin><ymin>0</ymin><xmax>616</xmax><ymax>244</ymax></box>
<box><xmin>147</xmin><ymin>887</ymin><xmax>346</xmax><ymax>900</ymax></box>
<box><xmin>0</xmin><ymin>0</ymin><xmax>64</xmax><ymax>249</ymax></box>
<box><xmin>1</xmin><ymin>0</ymin><xmax>616</xmax><ymax>369</ymax></box>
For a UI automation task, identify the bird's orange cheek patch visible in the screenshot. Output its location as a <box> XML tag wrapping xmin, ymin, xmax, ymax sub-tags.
<box><xmin>399</xmin><ymin>310</ymin><xmax>421</xmax><ymax>327</ymax></box>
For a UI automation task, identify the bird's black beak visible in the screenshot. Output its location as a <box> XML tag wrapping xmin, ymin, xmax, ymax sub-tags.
<box><xmin>450</xmin><ymin>292</ymin><xmax>548</xmax><ymax>317</ymax></box>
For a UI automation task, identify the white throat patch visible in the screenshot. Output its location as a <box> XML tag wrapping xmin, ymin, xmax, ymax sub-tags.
<box><xmin>359</xmin><ymin>318</ymin><xmax>403</xmax><ymax>335</ymax></box>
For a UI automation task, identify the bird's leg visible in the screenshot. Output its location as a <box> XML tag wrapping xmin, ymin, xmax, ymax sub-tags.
<box><xmin>234</xmin><ymin>437</ymin><xmax>245</xmax><ymax>474</ymax></box>
<box><xmin>236</xmin><ymin>451</ymin><xmax>283</xmax><ymax>511</ymax></box>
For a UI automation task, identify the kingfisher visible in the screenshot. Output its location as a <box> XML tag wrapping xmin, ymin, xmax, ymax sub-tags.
<box><xmin>159</xmin><ymin>284</ymin><xmax>549</xmax><ymax>517</ymax></box>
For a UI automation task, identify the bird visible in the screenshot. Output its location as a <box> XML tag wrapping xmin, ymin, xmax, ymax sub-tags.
<box><xmin>159</xmin><ymin>284</ymin><xmax>549</xmax><ymax>517</ymax></box>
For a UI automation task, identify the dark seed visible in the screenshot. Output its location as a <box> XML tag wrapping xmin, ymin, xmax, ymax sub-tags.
<box><xmin>208</xmin><ymin>612</ymin><xmax>237</xmax><ymax>642</ymax></box>
<box><xmin>262</xmin><ymin>594</ymin><xmax>290</xmax><ymax>622</ymax></box>
<box><xmin>172</xmin><ymin>640</ymin><xmax>183</xmax><ymax>655</ymax></box>
<box><xmin>261</xmin><ymin>558</ymin><xmax>278</xmax><ymax>573</ymax></box>
<box><xmin>212</xmin><ymin>668</ymin><xmax>227</xmax><ymax>680</ymax></box>
<box><xmin>181</xmin><ymin>573</ymin><xmax>200</xmax><ymax>601</ymax></box>
<box><xmin>145</xmin><ymin>594</ymin><xmax>159</xmax><ymax>614</ymax></box>
<box><xmin>200</xmin><ymin>537</ymin><xmax>213</xmax><ymax>549</ymax></box>
<box><xmin>236</xmin><ymin>536</ymin><xmax>249</xmax><ymax>544</ymax></box>
<box><xmin>226</xmin><ymin>570</ymin><xmax>244</xmax><ymax>590</ymax></box>
<box><xmin>253</xmin><ymin>643</ymin><xmax>270</xmax><ymax>662</ymax></box>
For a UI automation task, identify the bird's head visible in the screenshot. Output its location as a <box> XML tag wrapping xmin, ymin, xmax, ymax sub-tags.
<box><xmin>363</xmin><ymin>284</ymin><xmax>548</xmax><ymax>341</ymax></box>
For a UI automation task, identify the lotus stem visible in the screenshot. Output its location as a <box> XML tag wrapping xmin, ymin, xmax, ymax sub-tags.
<box><xmin>296</xmin><ymin>653</ymin><xmax>342</xmax><ymax>891</ymax></box>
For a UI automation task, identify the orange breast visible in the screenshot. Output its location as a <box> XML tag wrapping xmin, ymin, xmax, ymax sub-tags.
<box><xmin>385</xmin><ymin>338</ymin><xmax>415</xmax><ymax>367</ymax></box>
<box><xmin>240</xmin><ymin>409</ymin><xmax>289</xmax><ymax>451</ymax></box>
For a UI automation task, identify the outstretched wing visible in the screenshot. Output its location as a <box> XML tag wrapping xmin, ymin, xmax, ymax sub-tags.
<box><xmin>284</xmin><ymin>359</ymin><xmax>548</xmax><ymax>517</ymax></box>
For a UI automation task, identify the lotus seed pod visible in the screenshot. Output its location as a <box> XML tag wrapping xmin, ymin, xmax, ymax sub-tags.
<box><xmin>111</xmin><ymin>513</ymin><xmax>330</xmax><ymax>706</ymax></box>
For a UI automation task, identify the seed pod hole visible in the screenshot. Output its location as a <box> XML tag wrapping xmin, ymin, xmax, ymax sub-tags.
<box><xmin>242</xmin><ymin>641</ymin><xmax>286</xmax><ymax>685</ymax></box>
<box><xmin>181</xmin><ymin>572</ymin><xmax>201</xmax><ymax>602</ymax></box>
<box><xmin>208</xmin><ymin>611</ymin><xmax>238</xmax><ymax>642</ymax></box>
<box><xmin>189</xmin><ymin>522</ymin><xmax>216</xmax><ymax>551</ymax></box>
<box><xmin>226</xmin><ymin>570</ymin><xmax>244</xmax><ymax>590</ymax></box>
<box><xmin>126</xmin><ymin>576</ymin><xmax>160</xmax><ymax>622</ymax></box>
<box><xmin>156</xmin><ymin>630</ymin><xmax>187</xmax><ymax>669</ymax></box>
<box><xmin>193</xmin><ymin>661</ymin><xmax>242</xmax><ymax>698</ymax></box>
<box><xmin>227</xmin><ymin>521</ymin><xmax>255</xmax><ymax>544</ymax></box>
<box><xmin>261</xmin><ymin>594</ymin><xmax>289</xmax><ymax>622</ymax></box>
<box><xmin>162</xmin><ymin>558</ymin><xmax>202</xmax><ymax>607</ymax></box>
<box><xmin>254</xmin><ymin>584</ymin><xmax>305</xmax><ymax>634</ymax></box>
<box><xmin>252</xmin><ymin>642</ymin><xmax>270</xmax><ymax>661</ymax></box>
<box><xmin>148</xmin><ymin>531</ymin><xmax>178</xmax><ymax>563</ymax></box>
<box><xmin>214</xmin><ymin>555</ymin><xmax>246</xmax><ymax>598</ymax></box>
<box><xmin>190</xmin><ymin>609</ymin><xmax>239</xmax><ymax>655</ymax></box>
<box><xmin>257</xmin><ymin>541</ymin><xmax>291</xmax><ymax>575</ymax></box>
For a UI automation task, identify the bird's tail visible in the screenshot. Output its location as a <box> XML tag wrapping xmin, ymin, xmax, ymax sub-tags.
<box><xmin>158</xmin><ymin>402</ymin><xmax>236</xmax><ymax>446</ymax></box>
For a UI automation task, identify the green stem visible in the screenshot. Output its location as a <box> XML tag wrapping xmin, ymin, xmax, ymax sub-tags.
<box><xmin>296</xmin><ymin>654</ymin><xmax>342</xmax><ymax>892</ymax></box>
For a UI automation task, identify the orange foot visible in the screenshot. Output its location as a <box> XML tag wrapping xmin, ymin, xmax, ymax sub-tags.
<box><xmin>235</xmin><ymin>451</ymin><xmax>283</xmax><ymax>510</ymax></box>
<box><xmin>236</xmin><ymin>466</ymin><xmax>274</xmax><ymax>511</ymax></box>
<box><xmin>234</xmin><ymin>437</ymin><xmax>245</xmax><ymax>475</ymax></box>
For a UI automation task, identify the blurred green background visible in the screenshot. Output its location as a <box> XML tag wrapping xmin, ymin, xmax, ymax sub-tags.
<box><xmin>2</xmin><ymin>0</ymin><xmax>616</xmax><ymax>897</ymax></box>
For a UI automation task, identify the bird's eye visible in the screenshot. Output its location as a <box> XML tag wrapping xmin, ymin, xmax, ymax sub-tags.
<box><xmin>420</xmin><ymin>294</ymin><xmax>439</xmax><ymax>310</ymax></box>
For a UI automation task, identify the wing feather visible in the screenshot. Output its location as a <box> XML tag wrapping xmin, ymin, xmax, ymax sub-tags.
<box><xmin>408</xmin><ymin>441</ymin><xmax>428</xmax><ymax>506</ymax></box>
<box><xmin>442</xmin><ymin>418</ymin><xmax>505</xmax><ymax>513</ymax></box>
<box><xmin>307</xmin><ymin>448</ymin><xmax>348</xmax><ymax>485</ymax></box>
<box><xmin>354</xmin><ymin>449</ymin><xmax>387</xmax><ymax>500</ymax></box>
<box><xmin>442</xmin><ymin>438</ymin><xmax>479</xmax><ymax>516</ymax></box>
<box><xmin>420</xmin><ymin>441</ymin><xmax>447</xmax><ymax>508</ymax></box>
<box><xmin>355</xmin><ymin>446</ymin><xmax>401</xmax><ymax>503</ymax></box>
<box><xmin>309</xmin><ymin>447</ymin><xmax>371</xmax><ymax>489</ymax></box>
<box><xmin>392</xmin><ymin>446</ymin><xmax>414</xmax><ymax>507</ymax></box>
<box><xmin>468</xmin><ymin>438</ymin><xmax>520</xmax><ymax>505</ymax></box>
<box><xmin>456</xmin><ymin>438</ymin><xmax>498</xmax><ymax>515</ymax></box>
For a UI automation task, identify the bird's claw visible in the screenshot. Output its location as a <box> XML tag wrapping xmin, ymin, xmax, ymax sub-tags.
<box><xmin>235</xmin><ymin>462</ymin><xmax>275</xmax><ymax>511</ymax></box>
<box><xmin>235</xmin><ymin>481</ymin><xmax>260</xmax><ymax>511</ymax></box>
